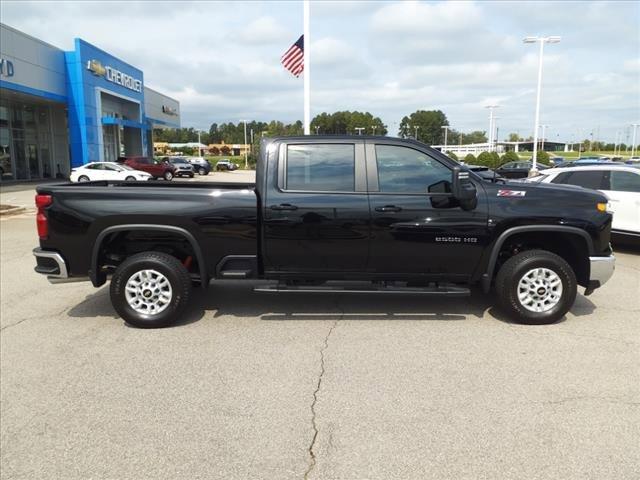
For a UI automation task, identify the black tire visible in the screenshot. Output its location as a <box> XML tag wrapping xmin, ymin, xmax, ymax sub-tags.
<box><xmin>110</xmin><ymin>251</ymin><xmax>192</xmax><ymax>328</ymax></box>
<box><xmin>189</xmin><ymin>173</ymin><xmax>194</xmax><ymax>178</ymax></box>
<box><xmin>125</xmin><ymin>176</ymin><xmax>136</xmax><ymax>181</ymax></box>
<box><xmin>78</xmin><ymin>175</ymin><xmax>90</xmax><ymax>182</ymax></box>
<box><xmin>164</xmin><ymin>171</ymin><xmax>174</xmax><ymax>181</ymax></box>
<box><xmin>495</xmin><ymin>249</ymin><xmax>577</xmax><ymax>325</ymax></box>
<box><xmin>198</xmin><ymin>167</ymin><xmax>207</xmax><ymax>176</ymax></box>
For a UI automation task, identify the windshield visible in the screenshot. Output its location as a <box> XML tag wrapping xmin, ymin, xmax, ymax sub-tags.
<box><xmin>526</xmin><ymin>174</ymin><xmax>548</xmax><ymax>183</ymax></box>
<box><xmin>120</xmin><ymin>164</ymin><xmax>135</xmax><ymax>171</ymax></box>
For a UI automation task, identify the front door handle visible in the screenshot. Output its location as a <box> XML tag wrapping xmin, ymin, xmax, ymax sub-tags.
<box><xmin>270</xmin><ymin>203</ymin><xmax>298</xmax><ymax>211</ymax></box>
<box><xmin>375</xmin><ymin>205</ymin><xmax>402</xmax><ymax>213</ymax></box>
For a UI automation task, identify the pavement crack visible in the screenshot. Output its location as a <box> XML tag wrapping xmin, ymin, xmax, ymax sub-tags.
<box><xmin>304</xmin><ymin>315</ymin><xmax>340</xmax><ymax>480</ymax></box>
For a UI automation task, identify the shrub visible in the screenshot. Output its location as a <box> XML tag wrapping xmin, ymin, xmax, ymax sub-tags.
<box><xmin>463</xmin><ymin>153</ymin><xmax>476</xmax><ymax>164</ymax></box>
<box><xmin>501</xmin><ymin>151</ymin><xmax>519</xmax><ymax>163</ymax></box>
<box><xmin>536</xmin><ymin>150</ymin><xmax>550</xmax><ymax>164</ymax></box>
<box><xmin>446</xmin><ymin>151</ymin><xmax>458</xmax><ymax>161</ymax></box>
<box><xmin>476</xmin><ymin>151</ymin><xmax>493</xmax><ymax>167</ymax></box>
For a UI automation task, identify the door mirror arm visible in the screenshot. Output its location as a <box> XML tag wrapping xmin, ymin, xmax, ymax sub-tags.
<box><xmin>451</xmin><ymin>166</ymin><xmax>478</xmax><ymax>211</ymax></box>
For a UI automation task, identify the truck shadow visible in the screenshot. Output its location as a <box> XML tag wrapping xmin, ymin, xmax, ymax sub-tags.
<box><xmin>67</xmin><ymin>281</ymin><xmax>597</xmax><ymax>327</ymax></box>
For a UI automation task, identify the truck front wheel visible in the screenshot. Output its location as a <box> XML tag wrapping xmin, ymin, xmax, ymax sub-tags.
<box><xmin>110</xmin><ymin>251</ymin><xmax>192</xmax><ymax>328</ymax></box>
<box><xmin>495</xmin><ymin>249</ymin><xmax>577</xmax><ymax>325</ymax></box>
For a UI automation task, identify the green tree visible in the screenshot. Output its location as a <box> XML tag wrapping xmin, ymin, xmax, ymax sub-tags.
<box><xmin>445</xmin><ymin>151</ymin><xmax>458</xmax><ymax>161</ymax></box>
<box><xmin>310</xmin><ymin>111</ymin><xmax>387</xmax><ymax>135</ymax></box>
<box><xmin>209</xmin><ymin>146</ymin><xmax>220</xmax><ymax>156</ymax></box>
<box><xmin>507</xmin><ymin>133</ymin><xmax>522</xmax><ymax>142</ymax></box>
<box><xmin>463</xmin><ymin>153</ymin><xmax>476</xmax><ymax>164</ymax></box>
<box><xmin>398</xmin><ymin>110</ymin><xmax>448</xmax><ymax>144</ymax></box>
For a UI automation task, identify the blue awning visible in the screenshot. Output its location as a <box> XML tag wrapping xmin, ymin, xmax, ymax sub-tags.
<box><xmin>101</xmin><ymin>116</ymin><xmax>145</xmax><ymax>129</ymax></box>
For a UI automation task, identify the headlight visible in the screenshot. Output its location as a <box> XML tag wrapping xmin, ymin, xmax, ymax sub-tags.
<box><xmin>597</xmin><ymin>202</ymin><xmax>613</xmax><ymax>213</ymax></box>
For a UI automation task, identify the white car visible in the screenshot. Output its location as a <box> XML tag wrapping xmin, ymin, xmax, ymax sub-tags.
<box><xmin>70</xmin><ymin>162</ymin><xmax>152</xmax><ymax>183</ymax></box>
<box><xmin>525</xmin><ymin>165</ymin><xmax>640</xmax><ymax>237</ymax></box>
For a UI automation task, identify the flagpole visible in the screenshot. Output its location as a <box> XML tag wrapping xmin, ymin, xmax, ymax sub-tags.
<box><xmin>303</xmin><ymin>0</ymin><xmax>310</xmax><ymax>135</ymax></box>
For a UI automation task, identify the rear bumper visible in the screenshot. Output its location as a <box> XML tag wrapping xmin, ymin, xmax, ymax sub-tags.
<box><xmin>588</xmin><ymin>255</ymin><xmax>615</xmax><ymax>288</ymax></box>
<box><xmin>33</xmin><ymin>248</ymin><xmax>88</xmax><ymax>284</ymax></box>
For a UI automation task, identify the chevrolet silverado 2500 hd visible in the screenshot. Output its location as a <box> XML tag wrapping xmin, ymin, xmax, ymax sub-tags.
<box><xmin>33</xmin><ymin>136</ymin><xmax>615</xmax><ymax>328</ymax></box>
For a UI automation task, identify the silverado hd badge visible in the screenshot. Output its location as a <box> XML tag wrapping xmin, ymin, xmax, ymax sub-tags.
<box><xmin>497</xmin><ymin>189</ymin><xmax>526</xmax><ymax>197</ymax></box>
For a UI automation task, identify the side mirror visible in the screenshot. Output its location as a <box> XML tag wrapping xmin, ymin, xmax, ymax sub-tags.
<box><xmin>451</xmin><ymin>167</ymin><xmax>477</xmax><ymax>211</ymax></box>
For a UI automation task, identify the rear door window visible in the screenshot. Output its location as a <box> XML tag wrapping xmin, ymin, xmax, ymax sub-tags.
<box><xmin>556</xmin><ymin>170</ymin><xmax>605</xmax><ymax>189</ymax></box>
<box><xmin>609</xmin><ymin>171</ymin><xmax>640</xmax><ymax>193</ymax></box>
<box><xmin>286</xmin><ymin>144</ymin><xmax>355</xmax><ymax>191</ymax></box>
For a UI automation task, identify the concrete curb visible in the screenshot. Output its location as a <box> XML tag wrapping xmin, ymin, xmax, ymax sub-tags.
<box><xmin>0</xmin><ymin>205</ymin><xmax>27</xmax><ymax>217</ymax></box>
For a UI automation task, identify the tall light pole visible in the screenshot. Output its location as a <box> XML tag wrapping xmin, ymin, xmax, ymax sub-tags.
<box><xmin>441</xmin><ymin>125</ymin><xmax>449</xmax><ymax>149</ymax></box>
<box><xmin>371</xmin><ymin>126</ymin><xmax>377</xmax><ymax>135</ymax></box>
<box><xmin>413</xmin><ymin>125</ymin><xmax>420</xmax><ymax>140</ymax></box>
<box><xmin>485</xmin><ymin>105</ymin><xmax>499</xmax><ymax>152</ymax></box>
<box><xmin>524</xmin><ymin>35</ymin><xmax>561</xmax><ymax>174</ymax></box>
<box><xmin>631</xmin><ymin>123</ymin><xmax>639</xmax><ymax>157</ymax></box>
<box><xmin>540</xmin><ymin>124</ymin><xmax>550</xmax><ymax>152</ymax></box>
<box><xmin>355</xmin><ymin>127</ymin><xmax>365</xmax><ymax>135</ymax></box>
<box><xmin>197</xmin><ymin>130</ymin><xmax>202</xmax><ymax>157</ymax></box>
<box><xmin>242</xmin><ymin>120</ymin><xmax>248</xmax><ymax>169</ymax></box>
<box><xmin>314</xmin><ymin>125</ymin><xmax>320</xmax><ymax>135</ymax></box>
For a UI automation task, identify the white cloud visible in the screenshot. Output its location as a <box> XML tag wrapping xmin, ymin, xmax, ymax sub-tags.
<box><xmin>236</xmin><ymin>16</ymin><xmax>288</xmax><ymax>45</ymax></box>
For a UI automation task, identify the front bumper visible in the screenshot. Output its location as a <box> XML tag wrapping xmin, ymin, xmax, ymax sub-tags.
<box><xmin>586</xmin><ymin>255</ymin><xmax>615</xmax><ymax>293</ymax></box>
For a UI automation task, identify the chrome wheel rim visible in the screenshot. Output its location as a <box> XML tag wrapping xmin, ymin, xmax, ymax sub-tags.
<box><xmin>165</xmin><ymin>172</ymin><xmax>173</xmax><ymax>180</ymax></box>
<box><xmin>125</xmin><ymin>269</ymin><xmax>173</xmax><ymax>315</ymax></box>
<box><xmin>517</xmin><ymin>267</ymin><xmax>563</xmax><ymax>313</ymax></box>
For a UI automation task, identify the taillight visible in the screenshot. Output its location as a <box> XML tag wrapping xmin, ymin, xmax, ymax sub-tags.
<box><xmin>35</xmin><ymin>194</ymin><xmax>52</xmax><ymax>240</ymax></box>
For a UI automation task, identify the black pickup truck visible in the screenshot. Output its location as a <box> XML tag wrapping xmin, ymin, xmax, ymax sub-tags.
<box><xmin>33</xmin><ymin>136</ymin><xmax>615</xmax><ymax>328</ymax></box>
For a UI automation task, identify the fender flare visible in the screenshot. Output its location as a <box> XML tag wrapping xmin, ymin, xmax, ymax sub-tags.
<box><xmin>480</xmin><ymin>225</ymin><xmax>594</xmax><ymax>292</ymax></box>
<box><xmin>90</xmin><ymin>224</ymin><xmax>207</xmax><ymax>288</ymax></box>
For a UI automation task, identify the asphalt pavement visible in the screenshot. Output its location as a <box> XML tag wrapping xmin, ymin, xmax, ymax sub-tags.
<box><xmin>1</xmin><ymin>180</ymin><xmax>638</xmax><ymax>479</ymax></box>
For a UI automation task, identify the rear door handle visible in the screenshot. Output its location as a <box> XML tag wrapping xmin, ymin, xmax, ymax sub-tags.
<box><xmin>375</xmin><ymin>205</ymin><xmax>402</xmax><ymax>213</ymax></box>
<box><xmin>270</xmin><ymin>203</ymin><xmax>298</xmax><ymax>211</ymax></box>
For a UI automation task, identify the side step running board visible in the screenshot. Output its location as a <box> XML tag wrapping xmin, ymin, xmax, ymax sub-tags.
<box><xmin>254</xmin><ymin>283</ymin><xmax>470</xmax><ymax>296</ymax></box>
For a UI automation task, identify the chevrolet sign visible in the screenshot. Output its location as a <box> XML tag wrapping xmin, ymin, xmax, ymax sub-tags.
<box><xmin>87</xmin><ymin>60</ymin><xmax>142</xmax><ymax>93</ymax></box>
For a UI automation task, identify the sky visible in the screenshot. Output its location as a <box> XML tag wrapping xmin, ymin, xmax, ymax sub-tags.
<box><xmin>2</xmin><ymin>0</ymin><xmax>639</xmax><ymax>143</ymax></box>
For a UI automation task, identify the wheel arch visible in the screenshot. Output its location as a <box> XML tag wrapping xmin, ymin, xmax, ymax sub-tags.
<box><xmin>481</xmin><ymin>225</ymin><xmax>594</xmax><ymax>293</ymax></box>
<box><xmin>90</xmin><ymin>224</ymin><xmax>207</xmax><ymax>288</ymax></box>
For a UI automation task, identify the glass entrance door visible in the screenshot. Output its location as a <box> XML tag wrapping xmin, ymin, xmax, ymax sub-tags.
<box><xmin>103</xmin><ymin>125</ymin><xmax>118</xmax><ymax>162</ymax></box>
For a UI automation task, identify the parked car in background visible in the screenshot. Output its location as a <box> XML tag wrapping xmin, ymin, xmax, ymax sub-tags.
<box><xmin>186</xmin><ymin>156</ymin><xmax>211</xmax><ymax>175</ymax></box>
<box><xmin>165</xmin><ymin>157</ymin><xmax>195</xmax><ymax>178</ymax></box>
<box><xmin>215</xmin><ymin>159</ymin><xmax>238</xmax><ymax>171</ymax></box>
<box><xmin>70</xmin><ymin>162</ymin><xmax>152</xmax><ymax>182</ymax></box>
<box><xmin>464</xmin><ymin>165</ymin><xmax>503</xmax><ymax>182</ymax></box>
<box><xmin>550</xmin><ymin>156</ymin><xmax>565</xmax><ymax>166</ymax></box>
<box><xmin>626</xmin><ymin>156</ymin><xmax>640</xmax><ymax>165</ymax></box>
<box><xmin>524</xmin><ymin>165</ymin><xmax>640</xmax><ymax>238</ymax></box>
<box><xmin>120</xmin><ymin>156</ymin><xmax>176</xmax><ymax>181</ymax></box>
<box><xmin>495</xmin><ymin>161</ymin><xmax>549</xmax><ymax>179</ymax></box>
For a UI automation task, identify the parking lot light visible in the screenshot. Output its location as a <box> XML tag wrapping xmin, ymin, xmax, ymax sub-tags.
<box><xmin>524</xmin><ymin>35</ymin><xmax>561</xmax><ymax>176</ymax></box>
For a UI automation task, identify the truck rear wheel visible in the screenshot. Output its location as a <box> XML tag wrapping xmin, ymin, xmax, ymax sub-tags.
<box><xmin>495</xmin><ymin>249</ymin><xmax>577</xmax><ymax>325</ymax></box>
<box><xmin>110</xmin><ymin>251</ymin><xmax>191</xmax><ymax>328</ymax></box>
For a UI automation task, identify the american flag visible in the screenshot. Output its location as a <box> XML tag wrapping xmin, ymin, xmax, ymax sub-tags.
<box><xmin>281</xmin><ymin>35</ymin><xmax>304</xmax><ymax>77</ymax></box>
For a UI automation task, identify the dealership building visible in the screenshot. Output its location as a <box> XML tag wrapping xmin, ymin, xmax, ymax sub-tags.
<box><xmin>0</xmin><ymin>23</ymin><xmax>180</xmax><ymax>181</ymax></box>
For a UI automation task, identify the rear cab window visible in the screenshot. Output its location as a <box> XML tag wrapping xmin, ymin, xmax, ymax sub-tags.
<box><xmin>284</xmin><ymin>144</ymin><xmax>355</xmax><ymax>192</ymax></box>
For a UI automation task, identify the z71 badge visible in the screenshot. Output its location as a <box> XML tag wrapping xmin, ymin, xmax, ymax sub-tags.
<box><xmin>497</xmin><ymin>189</ymin><xmax>526</xmax><ymax>197</ymax></box>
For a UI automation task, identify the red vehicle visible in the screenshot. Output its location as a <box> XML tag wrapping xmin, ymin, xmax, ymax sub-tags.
<box><xmin>119</xmin><ymin>156</ymin><xmax>176</xmax><ymax>181</ymax></box>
